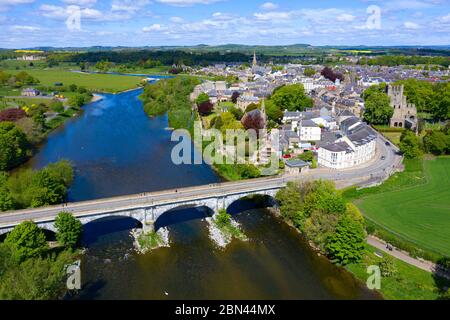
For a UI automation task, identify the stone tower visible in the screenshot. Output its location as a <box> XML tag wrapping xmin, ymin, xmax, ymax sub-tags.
<box><xmin>387</xmin><ymin>84</ymin><xmax>417</xmax><ymax>132</ymax></box>
<box><xmin>252</xmin><ymin>50</ymin><xmax>257</xmax><ymax>68</ymax></box>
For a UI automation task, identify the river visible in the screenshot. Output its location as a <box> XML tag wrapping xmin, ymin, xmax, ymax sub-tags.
<box><xmin>29</xmin><ymin>84</ymin><xmax>378</xmax><ymax>300</ymax></box>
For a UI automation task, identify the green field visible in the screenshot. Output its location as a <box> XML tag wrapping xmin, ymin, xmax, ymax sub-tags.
<box><xmin>354</xmin><ymin>157</ymin><xmax>450</xmax><ymax>257</ymax></box>
<box><xmin>347</xmin><ymin>245</ymin><xmax>450</xmax><ymax>300</ymax></box>
<box><xmin>3</xmin><ymin>69</ymin><xmax>145</xmax><ymax>93</ymax></box>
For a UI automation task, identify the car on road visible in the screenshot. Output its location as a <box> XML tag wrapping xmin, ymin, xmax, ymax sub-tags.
<box><xmin>385</xmin><ymin>141</ymin><xmax>390</xmax><ymax>146</ymax></box>
<box><xmin>381</xmin><ymin>156</ymin><xmax>386</xmax><ymax>160</ymax></box>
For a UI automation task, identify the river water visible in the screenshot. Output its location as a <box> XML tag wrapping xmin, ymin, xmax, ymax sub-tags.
<box><xmin>29</xmin><ymin>85</ymin><xmax>378</xmax><ymax>300</ymax></box>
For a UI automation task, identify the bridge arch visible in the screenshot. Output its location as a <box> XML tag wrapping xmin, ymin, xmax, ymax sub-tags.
<box><xmin>225</xmin><ymin>192</ymin><xmax>278</xmax><ymax>215</ymax></box>
<box><xmin>82</xmin><ymin>215</ymin><xmax>143</xmax><ymax>245</ymax></box>
<box><xmin>154</xmin><ymin>205</ymin><xmax>215</xmax><ymax>231</ymax></box>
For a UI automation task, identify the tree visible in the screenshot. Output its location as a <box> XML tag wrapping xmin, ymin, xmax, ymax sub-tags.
<box><xmin>321</xmin><ymin>67</ymin><xmax>343</xmax><ymax>82</ymax></box>
<box><xmin>423</xmin><ymin>130</ymin><xmax>448</xmax><ymax>155</ymax></box>
<box><xmin>0</xmin><ymin>122</ymin><xmax>31</xmax><ymax>171</ymax></box>
<box><xmin>231</xmin><ymin>91</ymin><xmax>240</xmax><ymax>104</ymax></box>
<box><xmin>54</xmin><ymin>212</ymin><xmax>82</xmax><ymax>248</ymax></box>
<box><xmin>399</xmin><ymin>129</ymin><xmax>421</xmax><ymax>159</ymax></box>
<box><xmin>303</xmin><ymin>67</ymin><xmax>316</xmax><ymax>77</ymax></box>
<box><xmin>363</xmin><ymin>91</ymin><xmax>394</xmax><ymax>125</ymax></box>
<box><xmin>228</xmin><ymin>106</ymin><xmax>244</xmax><ymax>121</ymax></box>
<box><xmin>197</xmin><ymin>101</ymin><xmax>214</xmax><ymax>116</ymax></box>
<box><xmin>68</xmin><ymin>93</ymin><xmax>90</xmax><ymax>109</ymax></box>
<box><xmin>326</xmin><ymin>215</ymin><xmax>366</xmax><ymax>265</ymax></box>
<box><xmin>379</xmin><ymin>255</ymin><xmax>397</xmax><ymax>277</ymax></box>
<box><xmin>0</xmin><ymin>246</ymin><xmax>75</xmax><ymax>300</ymax></box>
<box><xmin>265</xmin><ymin>99</ymin><xmax>283</xmax><ymax>123</ymax></box>
<box><xmin>49</xmin><ymin>99</ymin><xmax>64</xmax><ymax>113</ymax></box>
<box><xmin>276</xmin><ymin>182</ymin><xmax>305</xmax><ymax>226</ymax></box>
<box><xmin>195</xmin><ymin>92</ymin><xmax>210</xmax><ymax>106</ymax></box>
<box><xmin>0</xmin><ymin>172</ymin><xmax>14</xmax><ymax>211</ymax></box>
<box><xmin>4</xmin><ymin>221</ymin><xmax>48</xmax><ymax>262</ymax></box>
<box><xmin>241</xmin><ymin>109</ymin><xmax>265</xmax><ymax>132</ymax></box>
<box><xmin>0</xmin><ymin>108</ymin><xmax>27</xmax><ymax>122</ymax></box>
<box><xmin>271</xmin><ymin>84</ymin><xmax>313</xmax><ymax>112</ymax></box>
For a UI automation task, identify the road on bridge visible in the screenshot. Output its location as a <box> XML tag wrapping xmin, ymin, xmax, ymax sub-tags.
<box><xmin>0</xmin><ymin>136</ymin><xmax>401</xmax><ymax>229</ymax></box>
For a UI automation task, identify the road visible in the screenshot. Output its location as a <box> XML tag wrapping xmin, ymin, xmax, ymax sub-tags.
<box><xmin>0</xmin><ymin>136</ymin><xmax>402</xmax><ymax>229</ymax></box>
<box><xmin>367</xmin><ymin>236</ymin><xmax>450</xmax><ymax>280</ymax></box>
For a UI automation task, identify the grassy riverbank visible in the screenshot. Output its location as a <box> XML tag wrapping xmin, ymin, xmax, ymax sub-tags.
<box><xmin>343</xmin><ymin>157</ymin><xmax>450</xmax><ymax>260</ymax></box>
<box><xmin>347</xmin><ymin>245</ymin><xmax>450</xmax><ymax>300</ymax></box>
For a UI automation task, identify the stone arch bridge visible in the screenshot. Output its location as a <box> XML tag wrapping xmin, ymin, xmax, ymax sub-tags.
<box><xmin>0</xmin><ymin>177</ymin><xmax>287</xmax><ymax>235</ymax></box>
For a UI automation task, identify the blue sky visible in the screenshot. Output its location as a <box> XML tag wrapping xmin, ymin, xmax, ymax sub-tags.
<box><xmin>0</xmin><ymin>0</ymin><xmax>449</xmax><ymax>48</ymax></box>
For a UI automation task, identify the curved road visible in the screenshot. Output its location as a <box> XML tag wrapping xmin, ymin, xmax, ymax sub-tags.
<box><xmin>0</xmin><ymin>136</ymin><xmax>402</xmax><ymax>229</ymax></box>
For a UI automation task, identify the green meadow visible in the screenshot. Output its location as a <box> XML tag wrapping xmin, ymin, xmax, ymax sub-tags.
<box><xmin>3</xmin><ymin>69</ymin><xmax>145</xmax><ymax>93</ymax></box>
<box><xmin>352</xmin><ymin>157</ymin><xmax>450</xmax><ymax>257</ymax></box>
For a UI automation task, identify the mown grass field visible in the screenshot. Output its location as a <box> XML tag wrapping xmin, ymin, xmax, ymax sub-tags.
<box><xmin>3</xmin><ymin>69</ymin><xmax>145</xmax><ymax>93</ymax></box>
<box><xmin>354</xmin><ymin>157</ymin><xmax>450</xmax><ymax>257</ymax></box>
<box><xmin>347</xmin><ymin>245</ymin><xmax>449</xmax><ymax>300</ymax></box>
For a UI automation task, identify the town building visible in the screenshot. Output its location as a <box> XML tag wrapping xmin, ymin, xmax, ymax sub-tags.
<box><xmin>21</xmin><ymin>88</ymin><xmax>40</xmax><ymax>96</ymax></box>
<box><xmin>318</xmin><ymin>117</ymin><xmax>377</xmax><ymax>169</ymax></box>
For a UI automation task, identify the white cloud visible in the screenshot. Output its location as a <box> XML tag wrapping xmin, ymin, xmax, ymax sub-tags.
<box><xmin>170</xmin><ymin>16</ymin><xmax>184</xmax><ymax>23</ymax></box>
<box><xmin>404</xmin><ymin>21</ymin><xmax>421</xmax><ymax>29</ymax></box>
<box><xmin>253</xmin><ymin>11</ymin><xmax>294</xmax><ymax>21</ymax></box>
<box><xmin>0</xmin><ymin>0</ymin><xmax>34</xmax><ymax>11</ymax></box>
<box><xmin>62</xmin><ymin>0</ymin><xmax>96</xmax><ymax>6</ymax></box>
<box><xmin>155</xmin><ymin>0</ymin><xmax>223</xmax><ymax>6</ymax></box>
<box><xmin>260</xmin><ymin>2</ymin><xmax>278</xmax><ymax>11</ymax></box>
<box><xmin>39</xmin><ymin>4</ymin><xmax>130</xmax><ymax>21</ymax></box>
<box><xmin>142</xmin><ymin>24</ymin><xmax>168</xmax><ymax>32</ymax></box>
<box><xmin>111</xmin><ymin>0</ymin><xmax>150</xmax><ymax>13</ymax></box>
<box><xmin>10</xmin><ymin>24</ymin><xmax>40</xmax><ymax>31</ymax></box>
<box><xmin>337</xmin><ymin>13</ymin><xmax>355</xmax><ymax>22</ymax></box>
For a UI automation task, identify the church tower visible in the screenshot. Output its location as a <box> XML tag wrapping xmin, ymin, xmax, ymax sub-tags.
<box><xmin>252</xmin><ymin>51</ymin><xmax>257</xmax><ymax>68</ymax></box>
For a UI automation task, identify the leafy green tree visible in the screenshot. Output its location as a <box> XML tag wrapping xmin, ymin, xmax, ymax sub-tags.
<box><xmin>228</xmin><ymin>106</ymin><xmax>244</xmax><ymax>121</ymax></box>
<box><xmin>303</xmin><ymin>67</ymin><xmax>316</xmax><ymax>77</ymax></box>
<box><xmin>0</xmin><ymin>122</ymin><xmax>32</xmax><ymax>171</ymax></box>
<box><xmin>0</xmin><ymin>247</ymin><xmax>75</xmax><ymax>300</ymax></box>
<box><xmin>49</xmin><ymin>99</ymin><xmax>64</xmax><ymax>113</ymax></box>
<box><xmin>276</xmin><ymin>182</ymin><xmax>305</xmax><ymax>227</ymax></box>
<box><xmin>4</xmin><ymin>221</ymin><xmax>48</xmax><ymax>262</ymax></box>
<box><xmin>271</xmin><ymin>84</ymin><xmax>313</xmax><ymax>112</ymax></box>
<box><xmin>399</xmin><ymin>129</ymin><xmax>421</xmax><ymax>159</ymax></box>
<box><xmin>326</xmin><ymin>215</ymin><xmax>366</xmax><ymax>265</ymax></box>
<box><xmin>265</xmin><ymin>99</ymin><xmax>283</xmax><ymax>123</ymax></box>
<box><xmin>363</xmin><ymin>91</ymin><xmax>393</xmax><ymax>125</ymax></box>
<box><xmin>195</xmin><ymin>92</ymin><xmax>210</xmax><ymax>106</ymax></box>
<box><xmin>304</xmin><ymin>210</ymin><xmax>339</xmax><ymax>251</ymax></box>
<box><xmin>0</xmin><ymin>172</ymin><xmax>14</xmax><ymax>211</ymax></box>
<box><xmin>423</xmin><ymin>130</ymin><xmax>448</xmax><ymax>155</ymax></box>
<box><xmin>55</xmin><ymin>212</ymin><xmax>83</xmax><ymax>248</ymax></box>
<box><xmin>379</xmin><ymin>255</ymin><xmax>397</xmax><ymax>277</ymax></box>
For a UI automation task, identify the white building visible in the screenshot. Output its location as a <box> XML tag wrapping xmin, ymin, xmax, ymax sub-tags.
<box><xmin>299</xmin><ymin>120</ymin><xmax>321</xmax><ymax>142</ymax></box>
<box><xmin>318</xmin><ymin>119</ymin><xmax>377</xmax><ymax>169</ymax></box>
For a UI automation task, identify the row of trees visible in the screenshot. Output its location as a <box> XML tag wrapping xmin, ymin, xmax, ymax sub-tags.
<box><xmin>141</xmin><ymin>76</ymin><xmax>201</xmax><ymax>130</ymax></box>
<box><xmin>0</xmin><ymin>213</ymin><xmax>82</xmax><ymax>299</ymax></box>
<box><xmin>0</xmin><ymin>122</ymin><xmax>32</xmax><ymax>171</ymax></box>
<box><xmin>276</xmin><ymin>180</ymin><xmax>366</xmax><ymax>265</ymax></box>
<box><xmin>0</xmin><ymin>70</ymin><xmax>39</xmax><ymax>88</ymax></box>
<box><xmin>0</xmin><ymin>160</ymin><xmax>74</xmax><ymax>211</ymax></box>
<box><xmin>399</xmin><ymin>125</ymin><xmax>450</xmax><ymax>159</ymax></box>
<box><xmin>359</xmin><ymin>55</ymin><xmax>450</xmax><ymax>68</ymax></box>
